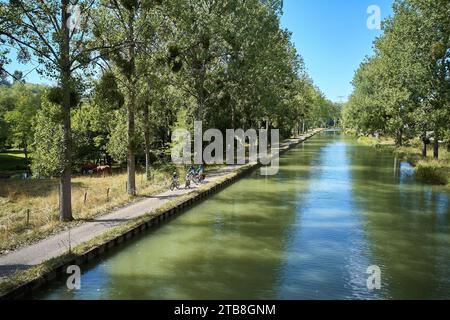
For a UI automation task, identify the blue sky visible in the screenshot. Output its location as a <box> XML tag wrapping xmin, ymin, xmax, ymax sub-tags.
<box><xmin>5</xmin><ymin>49</ymin><xmax>54</xmax><ymax>86</ymax></box>
<box><xmin>6</xmin><ymin>0</ymin><xmax>394</xmax><ymax>101</ymax></box>
<box><xmin>280</xmin><ymin>0</ymin><xmax>393</xmax><ymax>102</ymax></box>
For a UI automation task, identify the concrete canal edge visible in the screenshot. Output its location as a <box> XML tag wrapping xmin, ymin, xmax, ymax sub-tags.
<box><xmin>0</xmin><ymin>129</ymin><xmax>324</xmax><ymax>299</ymax></box>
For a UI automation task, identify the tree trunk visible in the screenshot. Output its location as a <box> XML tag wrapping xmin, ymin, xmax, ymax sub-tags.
<box><xmin>143</xmin><ymin>103</ymin><xmax>151</xmax><ymax>180</ymax></box>
<box><xmin>395</xmin><ymin>128</ymin><xmax>403</xmax><ymax>147</ymax></box>
<box><xmin>59</xmin><ymin>0</ymin><xmax>73</xmax><ymax>221</ymax></box>
<box><xmin>23</xmin><ymin>139</ymin><xmax>29</xmax><ymax>176</ymax></box>
<box><xmin>127</xmin><ymin>94</ymin><xmax>136</xmax><ymax>195</ymax></box>
<box><xmin>196</xmin><ymin>66</ymin><xmax>206</xmax><ymax>121</ymax></box>
<box><xmin>126</xmin><ymin>11</ymin><xmax>136</xmax><ymax>196</ymax></box>
<box><xmin>433</xmin><ymin>133</ymin><xmax>439</xmax><ymax>160</ymax></box>
<box><xmin>421</xmin><ymin>132</ymin><xmax>427</xmax><ymax>159</ymax></box>
<box><xmin>231</xmin><ymin>104</ymin><xmax>235</xmax><ymax>129</ymax></box>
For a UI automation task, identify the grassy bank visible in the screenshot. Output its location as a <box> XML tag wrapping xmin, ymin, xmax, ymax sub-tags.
<box><xmin>355</xmin><ymin>134</ymin><xmax>450</xmax><ymax>187</ymax></box>
<box><xmin>0</xmin><ymin>168</ymin><xmax>185</xmax><ymax>253</ymax></box>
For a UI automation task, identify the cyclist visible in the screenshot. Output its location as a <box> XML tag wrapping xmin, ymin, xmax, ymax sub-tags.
<box><xmin>185</xmin><ymin>172</ymin><xmax>191</xmax><ymax>189</ymax></box>
<box><xmin>170</xmin><ymin>171</ymin><xmax>179</xmax><ymax>190</ymax></box>
<box><xmin>196</xmin><ymin>164</ymin><xmax>205</xmax><ymax>183</ymax></box>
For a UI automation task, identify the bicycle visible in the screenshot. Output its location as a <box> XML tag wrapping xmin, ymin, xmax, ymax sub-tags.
<box><xmin>192</xmin><ymin>173</ymin><xmax>206</xmax><ymax>184</ymax></box>
<box><xmin>170</xmin><ymin>178</ymin><xmax>180</xmax><ymax>191</ymax></box>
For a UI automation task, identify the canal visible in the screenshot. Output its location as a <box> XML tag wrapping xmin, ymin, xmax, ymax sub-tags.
<box><xmin>36</xmin><ymin>131</ymin><xmax>450</xmax><ymax>299</ymax></box>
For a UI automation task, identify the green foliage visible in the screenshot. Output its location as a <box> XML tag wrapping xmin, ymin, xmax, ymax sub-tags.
<box><xmin>106</xmin><ymin>109</ymin><xmax>130</xmax><ymax>164</ymax></box>
<box><xmin>357</xmin><ymin>136</ymin><xmax>377</xmax><ymax>146</ymax></box>
<box><xmin>0</xmin><ymin>86</ymin><xmax>11</xmax><ymax>150</ymax></box>
<box><xmin>0</xmin><ymin>117</ymin><xmax>7</xmax><ymax>151</ymax></box>
<box><xmin>343</xmin><ymin>0</ymin><xmax>450</xmax><ymax>151</ymax></box>
<box><xmin>415</xmin><ymin>160</ymin><xmax>448</xmax><ymax>185</ymax></box>
<box><xmin>160</xmin><ymin>0</ymin><xmax>336</xmax><ymax>135</ymax></box>
<box><xmin>0</xmin><ymin>0</ymin><xmax>339</xmax><ymax>174</ymax></box>
<box><xmin>0</xmin><ymin>83</ymin><xmax>43</xmax><ymax>154</ymax></box>
<box><xmin>95</xmin><ymin>72</ymin><xmax>124</xmax><ymax>109</ymax></box>
<box><xmin>3</xmin><ymin>83</ymin><xmax>42</xmax><ymax>148</ymax></box>
<box><xmin>168</xmin><ymin>108</ymin><xmax>192</xmax><ymax>156</ymax></box>
<box><xmin>72</xmin><ymin>102</ymin><xmax>112</xmax><ymax>164</ymax></box>
<box><xmin>31</xmin><ymin>95</ymin><xmax>64</xmax><ymax>177</ymax></box>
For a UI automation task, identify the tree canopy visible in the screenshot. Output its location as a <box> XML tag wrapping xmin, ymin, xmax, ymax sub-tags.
<box><xmin>343</xmin><ymin>0</ymin><xmax>450</xmax><ymax>157</ymax></box>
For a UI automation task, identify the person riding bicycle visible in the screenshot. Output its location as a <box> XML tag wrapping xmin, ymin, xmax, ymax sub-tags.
<box><xmin>196</xmin><ymin>164</ymin><xmax>205</xmax><ymax>182</ymax></box>
<box><xmin>171</xmin><ymin>171</ymin><xmax>179</xmax><ymax>190</ymax></box>
<box><xmin>185</xmin><ymin>171</ymin><xmax>192</xmax><ymax>189</ymax></box>
<box><xmin>187</xmin><ymin>165</ymin><xmax>196</xmax><ymax>177</ymax></box>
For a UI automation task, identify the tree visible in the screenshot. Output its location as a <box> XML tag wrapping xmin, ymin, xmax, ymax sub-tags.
<box><xmin>94</xmin><ymin>0</ymin><xmax>162</xmax><ymax>195</ymax></box>
<box><xmin>31</xmin><ymin>94</ymin><xmax>64</xmax><ymax>177</ymax></box>
<box><xmin>0</xmin><ymin>0</ymin><xmax>114</xmax><ymax>221</ymax></box>
<box><xmin>343</xmin><ymin>0</ymin><xmax>449</xmax><ymax>154</ymax></box>
<box><xmin>408</xmin><ymin>0</ymin><xmax>450</xmax><ymax>159</ymax></box>
<box><xmin>0</xmin><ymin>84</ymin><xmax>12</xmax><ymax>150</ymax></box>
<box><xmin>343</xmin><ymin>57</ymin><xmax>391</xmax><ymax>136</ymax></box>
<box><xmin>3</xmin><ymin>83</ymin><xmax>42</xmax><ymax>172</ymax></box>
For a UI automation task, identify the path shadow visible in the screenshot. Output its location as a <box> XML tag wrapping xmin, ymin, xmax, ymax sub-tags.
<box><xmin>141</xmin><ymin>194</ymin><xmax>180</xmax><ymax>200</ymax></box>
<box><xmin>0</xmin><ymin>264</ymin><xmax>31</xmax><ymax>278</ymax></box>
<box><xmin>77</xmin><ymin>218</ymin><xmax>132</xmax><ymax>224</ymax></box>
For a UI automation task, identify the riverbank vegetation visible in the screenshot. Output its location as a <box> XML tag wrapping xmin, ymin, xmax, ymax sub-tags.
<box><xmin>342</xmin><ymin>0</ymin><xmax>450</xmax><ymax>185</ymax></box>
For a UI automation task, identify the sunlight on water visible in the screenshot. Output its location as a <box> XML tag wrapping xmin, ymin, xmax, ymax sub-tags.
<box><xmin>35</xmin><ymin>132</ymin><xmax>450</xmax><ymax>300</ymax></box>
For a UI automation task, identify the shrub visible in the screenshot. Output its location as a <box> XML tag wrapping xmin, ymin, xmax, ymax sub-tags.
<box><xmin>357</xmin><ymin>136</ymin><xmax>378</xmax><ymax>146</ymax></box>
<box><xmin>415</xmin><ymin>160</ymin><xmax>448</xmax><ymax>185</ymax></box>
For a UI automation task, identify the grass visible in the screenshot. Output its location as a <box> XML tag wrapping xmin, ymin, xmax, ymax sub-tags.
<box><xmin>415</xmin><ymin>160</ymin><xmax>448</xmax><ymax>185</ymax></box>
<box><xmin>357</xmin><ymin>135</ymin><xmax>395</xmax><ymax>147</ymax></box>
<box><xmin>0</xmin><ymin>168</ymin><xmax>186</xmax><ymax>253</ymax></box>
<box><xmin>0</xmin><ymin>151</ymin><xmax>27</xmax><ymax>177</ymax></box>
<box><xmin>396</xmin><ymin>143</ymin><xmax>450</xmax><ymax>186</ymax></box>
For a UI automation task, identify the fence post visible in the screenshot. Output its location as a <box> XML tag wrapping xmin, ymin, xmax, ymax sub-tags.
<box><xmin>58</xmin><ymin>183</ymin><xmax>61</xmax><ymax>211</ymax></box>
<box><xmin>68</xmin><ymin>226</ymin><xmax>71</xmax><ymax>254</ymax></box>
<box><xmin>107</xmin><ymin>188</ymin><xmax>110</xmax><ymax>201</ymax></box>
<box><xmin>83</xmin><ymin>192</ymin><xmax>87</xmax><ymax>205</ymax></box>
<box><xmin>26</xmin><ymin>209</ymin><xmax>30</xmax><ymax>225</ymax></box>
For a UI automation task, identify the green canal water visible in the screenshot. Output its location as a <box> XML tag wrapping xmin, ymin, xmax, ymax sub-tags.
<box><xmin>36</xmin><ymin>131</ymin><xmax>450</xmax><ymax>299</ymax></box>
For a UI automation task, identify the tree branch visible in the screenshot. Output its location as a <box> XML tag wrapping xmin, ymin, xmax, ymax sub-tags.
<box><xmin>16</xmin><ymin>0</ymin><xmax>59</xmax><ymax>62</ymax></box>
<box><xmin>0</xmin><ymin>30</ymin><xmax>58</xmax><ymax>65</ymax></box>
